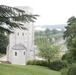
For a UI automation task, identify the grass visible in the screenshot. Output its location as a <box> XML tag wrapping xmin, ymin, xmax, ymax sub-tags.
<box><xmin>0</xmin><ymin>63</ymin><xmax>61</xmax><ymax>75</ymax></box>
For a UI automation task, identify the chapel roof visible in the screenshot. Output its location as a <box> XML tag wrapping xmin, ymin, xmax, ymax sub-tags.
<box><xmin>12</xmin><ymin>43</ymin><xmax>26</xmax><ymax>50</ymax></box>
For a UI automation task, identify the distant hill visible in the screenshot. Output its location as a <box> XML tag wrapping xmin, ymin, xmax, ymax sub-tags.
<box><xmin>34</xmin><ymin>24</ymin><xmax>67</xmax><ymax>29</ymax></box>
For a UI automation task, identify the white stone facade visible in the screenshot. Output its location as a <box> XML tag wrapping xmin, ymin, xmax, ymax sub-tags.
<box><xmin>7</xmin><ymin>6</ymin><xmax>35</xmax><ymax>65</ymax></box>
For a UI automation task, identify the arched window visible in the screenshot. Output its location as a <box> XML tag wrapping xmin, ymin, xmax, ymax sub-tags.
<box><xmin>15</xmin><ymin>52</ymin><xmax>17</xmax><ymax>56</ymax></box>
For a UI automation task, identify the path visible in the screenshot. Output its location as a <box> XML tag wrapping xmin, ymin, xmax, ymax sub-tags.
<box><xmin>0</xmin><ymin>55</ymin><xmax>7</xmax><ymax>62</ymax></box>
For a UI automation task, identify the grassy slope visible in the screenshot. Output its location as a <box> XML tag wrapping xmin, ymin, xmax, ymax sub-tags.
<box><xmin>0</xmin><ymin>63</ymin><xmax>61</xmax><ymax>75</ymax></box>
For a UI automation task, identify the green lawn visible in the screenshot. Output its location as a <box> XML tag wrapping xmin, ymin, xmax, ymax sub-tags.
<box><xmin>0</xmin><ymin>63</ymin><xmax>61</xmax><ymax>75</ymax></box>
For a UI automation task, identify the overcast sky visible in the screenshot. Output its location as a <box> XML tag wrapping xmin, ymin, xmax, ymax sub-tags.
<box><xmin>0</xmin><ymin>0</ymin><xmax>76</xmax><ymax>25</ymax></box>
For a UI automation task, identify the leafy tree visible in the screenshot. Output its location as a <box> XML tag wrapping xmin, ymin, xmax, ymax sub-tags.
<box><xmin>60</xmin><ymin>16</ymin><xmax>76</xmax><ymax>75</ymax></box>
<box><xmin>0</xmin><ymin>5</ymin><xmax>38</xmax><ymax>33</ymax></box>
<box><xmin>62</xmin><ymin>16</ymin><xmax>76</xmax><ymax>63</ymax></box>
<box><xmin>61</xmin><ymin>17</ymin><xmax>76</xmax><ymax>75</ymax></box>
<box><xmin>45</xmin><ymin>28</ymin><xmax>51</xmax><ymax>37</ymax></box>
<box><xmin>64</xmin><ymin>16</ymin><xmax>76</xmax><ymax>48</ymax></box>
<box><xmin>39</xmin><ymin>43</ymin><xmax>60</xmax><ymax>66</ymax></box>
<box><xmin>52</xmin><ymin>29</ymin><xmax>59</xmax><ymax>34</ymax></box>
<box><xmin>39</xmin><ymin>31</ymin><xmax>44</xmax><ymax>36</ymax></box>
<box><xmin>35</xmin><ymin>37</ymin><xmax>60</xmax><ymax>66</ymax></box>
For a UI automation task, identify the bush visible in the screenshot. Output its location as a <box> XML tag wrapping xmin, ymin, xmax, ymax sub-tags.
<box><xmin>61</xmin><ymin>64</ymin><xmax>76</xmax><ymax>75</ymax></box>
<box><xmin>26</xmin><ymin>60</ymin><xmax>48</xmax><ymax>67</ymax></box>
<box><xmin>61</xmin><ymin>53</ymin><xmax>73</xmax><ymax>64</ymax></box>
<box><xmin>61</xmin><ymin>68</ymin><xmax>68</xmax><ymax>75</ymax></box>
<box><xmin>0</xmin><ymin>47</ymin><xmax>6</xmax><ymax>53</ymax></box>
<box><xmin>49</xmin><ymin>60</ymin><xmax>66</xmax><ymax>71</ymax></box>
<box><xmin>67</xmin><ymin>64</ymin><xmax>76</xmax><ymax>75</ymax></box>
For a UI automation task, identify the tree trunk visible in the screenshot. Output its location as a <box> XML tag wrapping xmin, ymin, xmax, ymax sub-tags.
<box><xmin>48</xmin><ymin>58</ymin><xmax>50</xmax><ymax>67</ymax></box>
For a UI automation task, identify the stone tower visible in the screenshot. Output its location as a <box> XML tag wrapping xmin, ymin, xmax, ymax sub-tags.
<box><xmin>7</xmin><ymin>6</ymin><xmax>35</xmax><ymax>65</ymax></box>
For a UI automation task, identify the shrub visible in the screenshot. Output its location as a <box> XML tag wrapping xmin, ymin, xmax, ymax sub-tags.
<box><xmin>67</xmin><ymin>64</ymin><xmax>76</xmax><ymax>75</ymax></box>
<box><xmin>61</xmin><ymin>68</ymin><xmax>68</xmax><ymax>75</ymax></box>
<box><xmin>61</xmin><ymin>64</ymin><xmax>76</xmax><ymax>75</ymax></box>
<box><xmin>61</xmin><ymin>53</ymin><xmax>73</xmax><ymax>64</ymax></box>
<box><xmin>26</xmin><ymin>60</ymin><xmax>48</xmax><ymax>67</ymax></box>
<box><xmin>49</xmin><ymin>60</ymin><xmax>66</xmax><ymax>71</ymax></box>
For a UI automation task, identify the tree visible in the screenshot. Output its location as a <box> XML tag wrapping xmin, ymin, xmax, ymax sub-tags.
<box><xmin>64</xmin><ymin>16</ymin><xmax>76</xmax><ymax>48</ymax></box>
<box><xmin>45</xmin><ymin>28</ymin><xmax>51</xmax><ymax>37</ymax></box>
<box><xmin>63</xmin><ymin>16</ymin><xmax>76</xmax><ymax>62</ymax></box>
<box><xmin>62</xmin><ymin>37</ymin><xmax>76</xmax><ymax>63</ymax></box>
<box><xmin>0</xmin><ymin>32</ymin><xmax>9</xmax><ymax>53</ymax></box>
<box><xmin>35</xmin><ymin>37</ymin><xmax>60</xmax><ymax>66</ymax></box>
<box><xmin>60</xmin><ymin>16</ymin><xmax>76</xmax><ymax>75</ymax></box>
<box><xmin>62</xmin><ymin>16</ymin><xmax>76</xmax><ymax>64</ymax></box>
<box><xmin>52</xmin><ymin>29</ymin><xmax>59</xmax><ymax>34</ymax></box>
<box><xmin>39</xmin><ymin>43</ymin><xmax>60</xmax><ymax>66</ymax></box>
<box><xmin>0</xmin><ymin>5</ymin><xmax>38</xmax><ymax>33</ymax></box>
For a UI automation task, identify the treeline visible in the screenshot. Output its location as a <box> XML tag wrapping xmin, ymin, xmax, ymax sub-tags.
<box><xmin>34</xmin><ymin>28</ymin><xmax>64</xmax><ymax>44</ymax></box>
<box><xmin>35</xmin><ymin>28</ymin><xmax>64</xmax><ymax>36</ymax></box>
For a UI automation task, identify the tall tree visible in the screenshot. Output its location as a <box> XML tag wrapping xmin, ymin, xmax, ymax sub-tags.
<box><xmin>62</xmin><ymin>16</ymin><xmax>76</xmax><ymax>63</ymax></box>
<box><xmin>0</xmin><ymin>5</ymin><xmax>38</xmax><ymax>33</ymax></box>
<box><xmin>64</xmin><ymin>16</ymin><xmax>76</xmax><ymax>48</ymax></box>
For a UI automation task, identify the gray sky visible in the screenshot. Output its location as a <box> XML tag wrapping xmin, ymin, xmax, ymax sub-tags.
<box><xmin>0</xmin><ymin>0</ymin><xmax>76</xmax><ymax>25</ymax></box>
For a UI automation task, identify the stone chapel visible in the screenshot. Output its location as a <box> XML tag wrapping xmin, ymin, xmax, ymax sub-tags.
<box><xmin>7</xmin><ymin>6</ymin><xmax>36</xmax><ymax>65</ymax></box>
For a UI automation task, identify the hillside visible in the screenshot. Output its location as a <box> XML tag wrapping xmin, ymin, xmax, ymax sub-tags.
<box><xmin>0</xmin><ymin>63</ymin><xmax>61</xmax><ymax>75</ymax></box>
<box><xmin>35</xmin><ymin>24</ymin><xmax>67</xmax><ymax>29</ymax></box>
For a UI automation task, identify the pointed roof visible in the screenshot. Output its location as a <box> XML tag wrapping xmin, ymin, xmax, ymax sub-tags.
<box><xmin>12</xmin><ymin>43</ymin><xmax>26</xmax><ymax>50</ymax></box>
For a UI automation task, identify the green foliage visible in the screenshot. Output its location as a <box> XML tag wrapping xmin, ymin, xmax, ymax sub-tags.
<box><xmin>26</xmin><ymin>60</ymin><xmax>48</xmax><ymax>67</ymax></box>
<box><xmin>35</xmin><ymin>36</ymin><xmax>49</xmax><ymax>45</ymax></box>
<box><xmin>0</xmin><ymin>33</ymin><xmax>9</xmax><ymax>53</ymax></box>
<box><xmin>34</xmin><ymin>28</ymin><xmax>63</xmax><ymax>68</ymax></box>
<box><xmin>49</xmin><ymin>60</ymin><xmax>66</xmax><ymax>71</ymax></box>
<box><xmin>61</xmin><ymin>53</ymin><xmax>73</xmax><ymax>64</ymax></box>
<box><xmin>38</xmin><ymin>44</ymin><xmax>60</xmax><ymax>60</ymax></box>
<box><xmin>61</xmin><ymin>16</ymin><xmax>76</xmax><ymax>74</ymax></box>
<box><xmin>61</xmin><ymin>64</ymin><xmax>76</xmax><ymax>75</ymax></box>
<box><xmin>44</xmin><ymin>28</ymin><xmax>51</xmax><ymax>36</ymax></box>
<box><xmin>64</xmin><ymin>16</ymin><xmax>76</xmax><ymax>48</ymax></box>
<box><xmin>0</xmin><ymin>63</ymin><xmax>61</xmax><ymax>75</ymax></box>
<box><xmin>52</xmin><ymin>33</ymin><xmax>63</xmax><ymax>40</ymax></box>
<box><xmin>67</xmin><ymin>64</ymin><xmax>76</xmax><ymax>75</ymax></box>
<box><xmin>34</xmin><ymin>29</ymin><xmax>63</xmax><ymax>47</ymax></box>
<box><xmin>35</xmin><ymin>28</ymin><xmax>63</xmax><ymax>37</ymax></box>
<box><xmin>61</xmin><ymin>68</ymin><xmax>68</xmax><ymax>75</ymax></box>
<box><xmin>0</xmin><ymin>5</ymin><xmax>38</xmax><ymax>33</ymax></box>
<box><xmin>62</xmin><ymin>37</ymin><xmax>76</xmax><ymax>63</ymax></box>
<box><xmin>52</xmin><ymin>29</ymin><xmax>60</xmax><ymax>34</ymax></box>
<box><xmin>35</xmin><ymin>32</ymin><xmax>61</xmax><ymax>66</ymax></box>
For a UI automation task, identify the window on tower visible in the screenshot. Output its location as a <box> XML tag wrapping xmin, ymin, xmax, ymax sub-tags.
<box><xmin>22</xmin><ymin>33</ymin><xmax>24</xmax><ymax>36</ymax></box>
<box><xmin>17</xmin><ymin>33</ymin><xmax>19</xmax><ymax>36</ymax></box>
